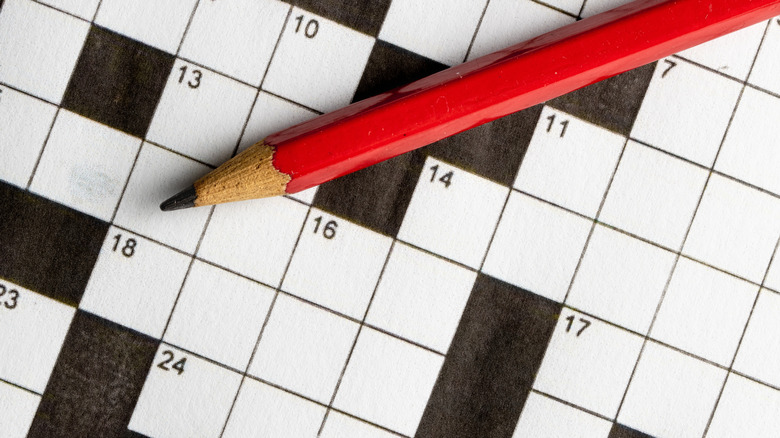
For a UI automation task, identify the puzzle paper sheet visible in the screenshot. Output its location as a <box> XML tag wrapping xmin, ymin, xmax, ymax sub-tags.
<box><xmin>2</xmin><ymin>0</ymin><xmax>780</xmax><ymax>436</ymax></box>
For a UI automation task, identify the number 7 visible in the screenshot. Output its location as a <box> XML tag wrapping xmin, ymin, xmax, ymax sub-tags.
<box><xmin>661</xmin><ymin>59</ymin><xmax>677</xmax><ymax>78</ymax></box>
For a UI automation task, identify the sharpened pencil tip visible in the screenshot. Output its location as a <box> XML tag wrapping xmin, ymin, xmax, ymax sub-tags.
<box><xmin>160</xmin><ymin>186</ymin><xmax>197</xmax><ymax>211</ymax></box>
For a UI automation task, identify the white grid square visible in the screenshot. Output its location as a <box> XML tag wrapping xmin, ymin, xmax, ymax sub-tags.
<box><xmin>114</xmin><ymin>143</ymin><xmax>211</xmax><ymax>253</ymax></box>
<box><xmin>147</xmin><ymin>60</ymin><xmax>257</xmax><ymax>166</ymax></box>
<box><xmin>29</xmin><ymin>110</ymin><xmax>140</xmax><ymax>221</ymax></box>
<box><xmin>0</xmin><ymin>87</ymin><xmax>57</xmax><ymax>188</ymax></box>
<box><xmin>512</xmin><ymin>392</ymin><xmax>612</xmax><ymax>438</ymax></box>
<box><xmin>684</xmin><ymin>174</ymin><xmax>780</xmax><ymax>283</ymax></box>
<box><xmin>238</xmin><ymin>92</ymin><xmax>318</xmax><ymax>152</ymax></box>
<box><xmin>534</xmin><ymin>309</ymin><xmax>643</xmax><ymax>418</ymax></box>
<box><xmin>716</xmin><ymin>87</ymin><xmax>780</xmax><ymax>196</ymax></box>
<box><xmin>129</xmin><ymin>345</ymin><xmax>242</xmax><ymax>438</ymax></box>
<box><xmin>515</xmin><ymin>107</ymin><xmax>624</xmax><ymax>218</ymax></box>
<box><xmin>631</xmin><ymin>59</ymin><xmax>742</xmax><ymax>167</ymax></box>
<box><xmin>750</xmin><ymin>21</ymin><xmax>780</xmax><ymax>95</ymax></box>
<box><xmin>283</xmin><ymin>210</ymin><xmax>392</xmax><ymax>319</ymax></box>
<box><xmin>599</xmin><ymin>141</ymin><xmax>708</xmax><ymax>250</ymax></box>
<box><xmin>467</xmin><ymin>0</ymin><xmax>574</xmax><ymax>60</ymax></box>
<box><xmin>164</xmin><ymin>261</ymin><xmax>275</xmax><ymax>370</ymax></box>
<box><xmin>399</xmin><ymin>157</ymin><xmax>509</xmax><ymax>269</ymax></box>
<box><xmin>678</xmin><ymin>21</ymin><xmax>767</xmax><ymax>81</ymax></box>
<box><xmin>333</xmin><ymin>328</ymin><xmax>443</xmax><ymax>436</ymax></box>
<box><xmin>379</xmin><ymin>0</ymin><xmax>486</xmax><ymax>65</ymax></box>
<box><xmin>0</xmin><ymin>282</ymin><xmax>74</xmax><ymax>394</ymax></box>
<box><xmin>0</xmin><ymin>0</ymin><xmax>89</xmax><ymax>103</ymax></box>
<box><xmin>568</xmin><ymin>225</ymin><xmax>676</xmax><ymax>334</ymax></box>
<box><xmin>222</xmin><ymin>378</ymin><xmax>326</xmax><ymax>438</ymax></box>
<box><xmin>248</xmin><ymin>295</ymin><xmax>359</xmax><ymax>403</ymax></box>
<box><xmin>651</xmin><ymin>258</ymin><xmax>759</xmax><ymax>366</ymax></box>
<box><xmin>80</xmin><ymin>227</ymin><xmax>191</xmax><ymax>338</ymax></box>
<box><xmin>707</xmin><ymin>374</ymin><xmax>780</xmax><ymax>438</ymax></box>
<box><xmin>263</xmin><ymin>8</ymin><xmax>375</xmax><ymax>112</ymax></box>
<box><xmin>483</xmin><ymin>192</ymin><xmax>592</xmax><ymax>302</ymax></box>
<box><xmin>733</xmin><ymin>290</ymin><xmax>780</xmax><ymax>388</ymax></box>
<box><xmin>95</xmin><ymin>0</ymin><xmax>198</xmax><ymax>54</ymax></box>
<box><xmin>366</xmin><ymin>242</ymin><xmax>476</xmax><ymax>354</ymax></box>
<box><xmin>321</xmin><ymin>412</ymin><xmax>401</xmax><ymax>438</ymax></box>
<box><xmin>0</xmin><ymin>381</ymin><xmax>40</xmax><ymax>438</ymax></box>
<box><xmin>179</xmin><ymin>0</ymin><xmax>290</xmax><ymax>87</ymax></box>
<box><xmin>198</xmin><ymin>196</ymin><xmax>308</xmax><ymax>287</ymax></box>
<box><xmin>618</xmin><ymin>341</ymin><xmax>726</xmax><ymax>438</ymax></box>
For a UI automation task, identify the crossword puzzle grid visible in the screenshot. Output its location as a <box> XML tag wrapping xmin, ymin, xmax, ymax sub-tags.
<box><xmin>2</xmin><ymin>0</ymin><xmax>780</xmax><ymax>436</ymax></box>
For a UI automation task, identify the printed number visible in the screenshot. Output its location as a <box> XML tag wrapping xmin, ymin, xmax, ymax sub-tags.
<box><xmin>178</xmin><ymin>65</ymin><xmax>202</xmax><ymax>89</ymax></box>
<box><xmin>157</xmin><ymin>350</ymin><xmax>186</xmax><ymax>375</ymax></box>
<box><xmin>661</xmin><ymin>59</ymin><xmax>677</xmax><ymax>78</ymax></box>
<box><xmin>546</xmin><ymin>114</ymin><xmax>569</xmax><ymax>138</ymax></box>
<box><xmin>112</xmin><ymin>234</ymin><xmax>137</xmax><ymax>258</ymax></box>
<box><xmin>564</xmin><ymin>315</ymin><xmax>591</xmax><ymax>336</ymax></box>
<box><xmin>0</xmin><ymin>284</ymin><xmax>19</xmax><ymax>310</ymax></box>
<box><xmin>294</xmin><ymin>15</ymin><xmax>319</xmax><ymax>38</ymax></box>
<box><xmin>429</xmin><ymin>165</ymin><xmax>453</xmax><ymax>188</ymax></box>
<box><xmin>312</xmin><ymin>216</ymin><xmax>337</xmax><ymax>239</ymax></box>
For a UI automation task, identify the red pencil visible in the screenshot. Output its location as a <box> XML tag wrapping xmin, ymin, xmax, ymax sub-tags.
<box><xmin>161</xmin><ymin>0</ymin><xmax>780</xmax><ymax>211</ymax></box>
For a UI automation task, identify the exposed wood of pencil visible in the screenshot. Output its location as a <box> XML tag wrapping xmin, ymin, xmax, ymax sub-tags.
<box><xmin>193</xmin><ymin>142</ymin><xmax>289</xmax><ymax>207</ymax></box>
<box><xmin>161</xmin><ymin>0</ymin><xmax>780</xmax><ymax>211</ymax></box>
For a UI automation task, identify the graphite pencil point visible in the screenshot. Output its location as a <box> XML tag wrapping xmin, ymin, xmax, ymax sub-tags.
<box><xmin>160</xmin><ymin>186</ymin><xmax>197</xmax><ymax>211</ymax></box>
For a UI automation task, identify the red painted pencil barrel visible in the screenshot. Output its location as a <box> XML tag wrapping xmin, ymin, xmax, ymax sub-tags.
<box><xmin>266</xmin><ymin>0</ymin><xmax>780</xmax><ymax>193</ymax></box>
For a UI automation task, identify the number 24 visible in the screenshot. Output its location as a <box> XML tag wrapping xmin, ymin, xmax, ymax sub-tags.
<box><xmin>157</xmin><ymin>350</ymin><xmax>186</xmax><ymax>375</ymax></box>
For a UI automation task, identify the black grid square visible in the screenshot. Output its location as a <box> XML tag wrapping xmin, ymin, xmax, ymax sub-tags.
<box><xmin>28</xmin><ymin>310</ymin><xmax>159</xmax><ymax>437</ymax></box>
<box><xmin>287</xmin><ymin>0</ymin><xmax>392</xmax><ymax>37</ymax></box>
<box><xmin>314</xmin><ymin>40</ymin><xmax>447</xmax><ymax>237</ymax></box>
<box><xmin>0</xmin><ymin>182</ymin><xmax>107</xmax><ymax>307</ymax></box>
<box><xmin>548</xmin><ymin>62</ymin><xmax>657</xmax><ymax>136</ymax></box>
<box><xmin>353</xmin><ymin>40</ymin><xmax>447</xmax><ymax>103</ymax></box>
<box><xmin>313</xmin><ymin>149</ymin><xmax>427</xmax><ymax>237</ymax></box>
<box><xmin>426</xmin><ymin>105</ymin><xmax>544</xmax><ymax>186</ymax></box>
<box><xmin>609</xmin><ymin>423</ymin><xmax>655</xmax><ymax>438</ymax></box>
<box><xmin>61</xmin><ymin>25</ymin><xmax>174</xmax><ymax>138</ymax></box>
<box><xmin>417</xmin><ymin>274</ymin><xmax>562</xmax><ymax>438</ymax></box>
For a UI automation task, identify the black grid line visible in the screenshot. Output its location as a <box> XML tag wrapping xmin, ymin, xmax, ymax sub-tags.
<box><xmin>316</xmin><ymin>240</ymin><xmax>397</xmax><ymax>435</ymax></box>
<box><xmin>217</xmin><ymin>206</ymin><xmax>312</xmax><ymax>438</ymax></box>
<box><xmin>97</xmin><ymin>111</ymin><xmax>780</xmax><ymax>437</ymax></box>
<box><xmin>536</xmin><ymin>0</ymin><xmax>580</xmax><ymax>19</ymax></box>
<box><xmin>462</xmin><ymin>0</ymin><xmax>491</xmax><ymax>62</ymax></box>
<box><xmin>24</xmin><ymin>107</ymin><xmax>60</xmax><ymax>190</ymax></box>
<box><xmin>151</xmin><ymin>340</ymin><xmax>408</xmax><ymax>438</ymax></box>
<box><xmin>0</xmin><ymin>376</ymin><xmax>43</xmax><ymax>397</ymax></box>
<box><xmin>576</xmin><ymin>0</ymin><xmax>589</xmax><ymax>19</ymax></box>
<box><xmin>108</xmin><ymin>195</ymin><xmax>780</xmax><ymax>339</ymax></box>
<box><xmin>114</xmin><ymin>0</ymin><xmax>205</xmax><ymax>344</ymax></box>
<box><xmin>108</xmin><ymin>140</ymin><xmax>144</xmax><ymax>223</ymax></box>
<box><xmin>561</xmin><ymin>136</ymin><xmax>631</xmax><ymax>304</ymax></box>
<box><xmin>612</xmin><ymin>19</ymin><xmax>773</xmax><ymax>429</ymax></box>
<box><xmin>702</xmin><ymin>235</ymin><xmax>780</xmax><ymax>436</ymax></box>
<box><xmin>4</xmin><ymin>1</ymin><xmax>780</xmax><ymax>437</ymax></box>
<box><xmin>229</xmin><ymin>5</ymin><xmax>294</xmax><ymax>159</ymax></box>
<box><xmin>532</xmin><ymin>388</ymin><xmax>613</xmax><ymax>423</ymax></box>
